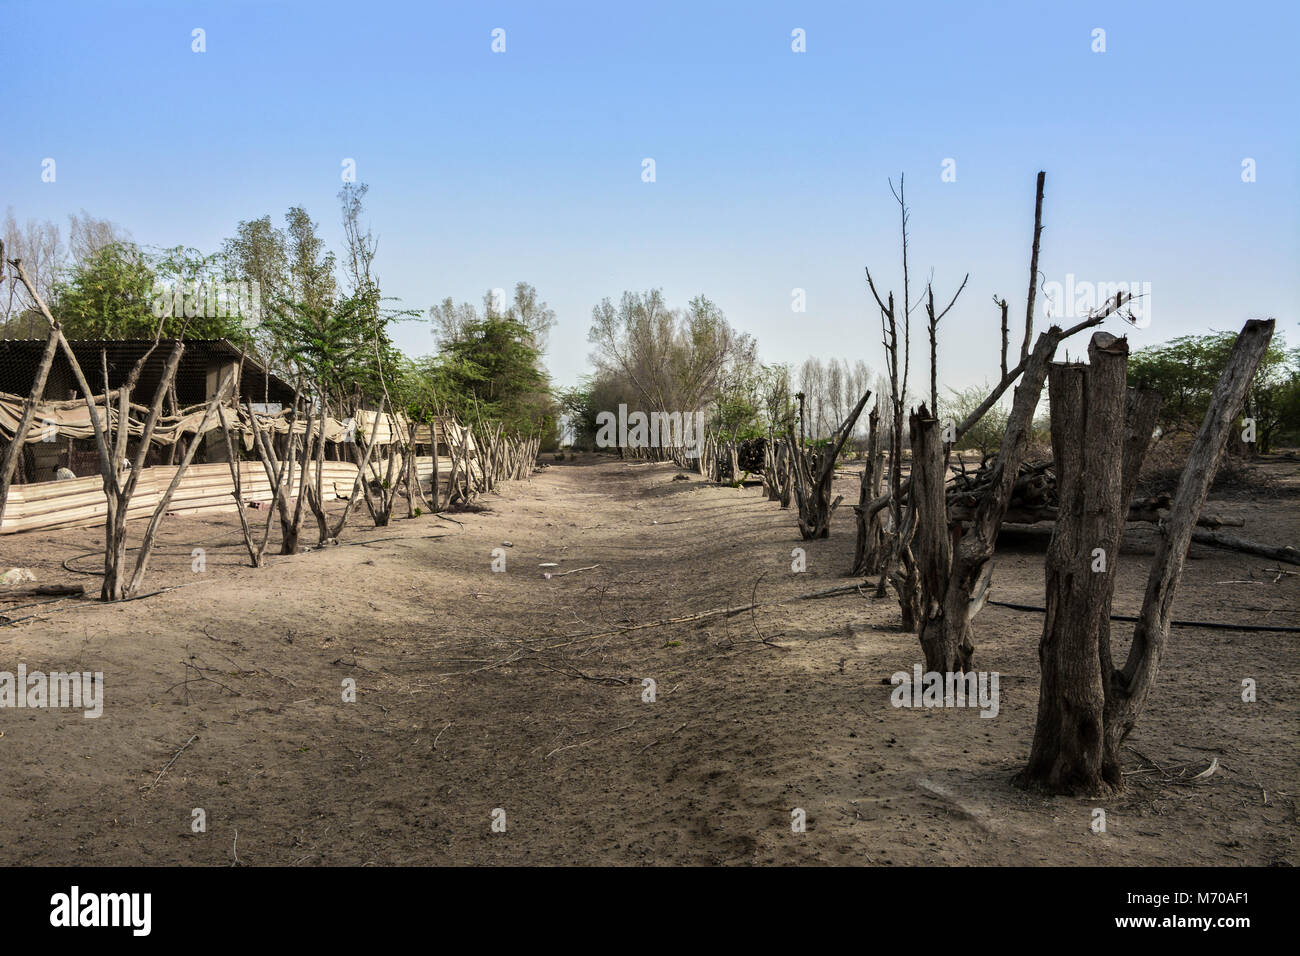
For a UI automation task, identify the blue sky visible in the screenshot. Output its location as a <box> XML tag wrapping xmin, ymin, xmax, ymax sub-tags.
<box><xmin>3</xmin><ymin>0</ymin><xmax>1296</xmax><ymax>393</ymax></box>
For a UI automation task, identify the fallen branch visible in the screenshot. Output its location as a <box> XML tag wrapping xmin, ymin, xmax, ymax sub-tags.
<box><xmin>548</xmin><ymin>564</ymin><xmax>601</xmax><ymax>577</ymax></box>
<box><xmin>1190</xmin><ymin>530</ymin><xmax>1300</xmax><ymax>566</ymax></box>
<box><xmin>0</xmin><ymin>584</ymin><xmax>85</xmax><ymax>601</ymax></box>
<box><xmin>544</xmin><ymin>721</ymin><xmax>639</xmax><ymax>760</ymax></box>
<box><xmin>145</xmin><ymin>733</ymin><xmax>198</xmax><ymax>791</ymax></box>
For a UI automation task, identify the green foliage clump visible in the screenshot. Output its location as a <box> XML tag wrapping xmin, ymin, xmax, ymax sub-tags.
<box><xmin>53</xmin><ymin>242</ymin><xmax>250</xmax><ymax>341</ymax></box>
<box><xmin>425</xmin><ymin>316</ymin><xmax>557</xmax><ymax>438</ymax></box>
<box><xmin>939</xmin><ymin>385</ymin><xmax>1010</xmax><ymax>457</ymax></box>
<box><xmin>1129</xmin><ymin>331</ymin><xmax>1299</xmax><ymax>452</ymax></box>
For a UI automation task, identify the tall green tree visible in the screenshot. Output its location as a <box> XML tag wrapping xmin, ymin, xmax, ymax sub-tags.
<box><xmin>222</xmin><ymin>215</ymin><xmax>289</xmax><ymax>342</ymax></box>
<box><xmin>430</xmin><ymin>316</ymin><xmax>555</xmax><ymax>436</ymax></box>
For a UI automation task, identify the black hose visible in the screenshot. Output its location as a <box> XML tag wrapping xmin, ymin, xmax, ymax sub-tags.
<box><xmin>986</xmin><ymin>599</ymin><xmax>1300</xmax><ymax>633</ymax></box>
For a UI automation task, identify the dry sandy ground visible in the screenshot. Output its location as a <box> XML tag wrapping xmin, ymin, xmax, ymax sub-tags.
<box><xmin>0</xmin><ymin>455</ymin><xmax>1296</xmax><ymax>866</ymax></box>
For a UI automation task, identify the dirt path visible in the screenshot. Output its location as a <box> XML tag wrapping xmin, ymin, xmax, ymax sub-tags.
<box><xmin>1</xmin><ymin>457</ymin><xmax>1295</xmax><ymax>865</ymax></box>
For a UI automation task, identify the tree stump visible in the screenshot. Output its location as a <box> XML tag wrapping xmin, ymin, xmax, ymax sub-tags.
<box><xmin>1020</xmin><ymin>334</ymin><xmax>1132</xmax><ymax>794</ymax></box>
<box><xmin>1018</xmin><ymin>320</ymin><xmax>1275</xmax><ymax>795</ymax></box>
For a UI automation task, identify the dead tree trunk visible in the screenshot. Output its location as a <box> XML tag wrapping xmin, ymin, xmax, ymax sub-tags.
<box><xmin>889</xmin><ymin>490</ymin><xmax>922</xmax><ymax>632</ymax></box>
<box><xmin>332</xmin><ymin>399</ymin><xmax>385</xmax><ymax>539</ymax></box>
<box><xmin>216</xmin><ymin>356</ymin><xmax>265</xmax><ymax>568</ymax></box>
<box><xmin>1097</xmin><ymin>318</ymin><xmax>1275</xmax><ymax>782</ymax></box>
<box><xmin>5</xmin><ymin>254</ymin><xmax>119</xmax><ymax>563</ymax></box>
<box><xmin>1017</xmin><ymin>319</ymin><xmax>1275</xmax><ymax>795</ymax></box>
<box><xmin>772</xmin><ymin>439</ymin><xmax>792</xmax><ymax>508</ymax></box>
<box><xmin>372</xmin><ymin>412</ymin><xmax>405</xmax><ymax>527</ymax></box>
<box><xmin>1101</xmin><ymin>382</ymin><xmax>1165</xmax><ymax>664</ymax></box>
<box><xmin>763</xmin><ymin>429</ymin><xmax>779</xmax><ymax>501</ymax></box>
<box><xmin>405</xmin><ymin>421</ymin><xmax>419</xmax><ymax>517</ymax></box>
<box><xmin>239</xmin><ymin>403</ymin><xmax>285</xmax><ymax>565</ymax></box>
<box><xmin>851</xmin><ymin>406</ymin><xmax>887</xmax><ymax>575</ymax></box>
<box><xmin>304</xmin><ymin>384</ymin><xmax>332</xmax><ymax>546</ymax></box>
<box><xmin>764</xmin><ymin>439</ymin><xmax>795</xmax><ymax>509</ymax></box>
<box><xmin>785</xmin><ymin>390</ymin><xmax>871</xmax><ymax>539</ymax></box>
<box><xmin>910</xmin><ymin>404</ymin><xmax>953</xmax><ymax>670</ymax></box>
<box><xmin>932</xmin><ymin>325</ymin><xmax>1063</xmax><ymax>671</ymax></box>
<box><xmin>125</xmin><ymin>369</ymin><xmax>236</xmax><ymax>596</ymax></box>
<box><xmin>276</xmin><ymin>382</ymin><xmax>306</xmax><ymax>554</ymax></box>
<box><xmin>1018</xmin><ymin>334</ymin><xmax>1134</xmax><ymax>793</ymax></box>
<box><xmin>430</xmin><ymin>420</ymin><xmax>442</xmax><ymax>511</ymax></box>
<box><xmin>284</xmin><ymin>395</ymin><xmax>317</xmax><ymax>553</ymax></box>
<box><xmin>164</xmin><ymin>381</ymin><xmax>180</xmax><ymax>465</ymax></box>
<box><xmin>101</xmin><ymin>337</ymin><xmax>187</xmax><ymax>601</ymax></box>
<box><xmin>245</xmin><ymin>399</ymin><xmax>294</xmax><ymax>559</ymax></box>
<box><xmin>445</xmin><ymin>414</ymin><xmax>469</xmax><ymax>506</ymax></box>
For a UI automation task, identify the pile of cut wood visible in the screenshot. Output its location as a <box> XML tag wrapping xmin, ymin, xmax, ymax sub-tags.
<box><xmin>946</xmin><ymin>455</ymin><xmax>1233</xmax><ymax>527</ymax></box>
<box><xmin>944</xmin><ymin>454</ymin><xmax>1299</xmax><ymax>564</ymax></box>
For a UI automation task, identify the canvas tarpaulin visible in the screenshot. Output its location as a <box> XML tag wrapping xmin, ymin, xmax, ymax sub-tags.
<box><xmin>0</xmin><ymin>391</ymin><xmax>464</xmax><ymax>450</ymax></box>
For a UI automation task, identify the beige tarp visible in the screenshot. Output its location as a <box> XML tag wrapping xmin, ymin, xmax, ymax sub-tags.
<box><xmin>0</xmin><ymin>391</ymin><xmax>473</xmax><ymax>453</ymax></box>
<box><xmin>0</xmin><ymin>393</ymin><xmax>219</xmax><ymax>446</ymax></box>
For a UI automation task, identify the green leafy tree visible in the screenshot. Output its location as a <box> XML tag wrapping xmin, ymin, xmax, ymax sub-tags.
<box><xmin>1130</xmin><ymin>331</ymin><xmax>1298</xmax><ymax>452</ymax></box>
<box><xmin>557</xmin><ymin>381</ymin><xmax>596</xmax><ymax>448</ymax></box>
<box><xmin>221</xmin><ymin>215</ymin><xmax>289</xmax><ymax>354</ymax></box>
<box><xmin>51</xmin><ymin>241</ymin><xmax>156</xmax><ymax>338</ymax></box>
<box><xmin>940</xmin><ymin>384</ymin><xmax>1011</xmax><ymax>457</ymax></box>
<box><xmin>150</xmin><ymin>244</ymin><xmax>252</xmax><ymax>341</ymax></box>
<box><xmin>52</xmin><ymin>241</ymin><xmax>250</xmax><ymax>340</ymax></box>
<box><xmin>430</xmin><ymin>316</ymin><xmax>556</xmax><ymax>437</ymax></box>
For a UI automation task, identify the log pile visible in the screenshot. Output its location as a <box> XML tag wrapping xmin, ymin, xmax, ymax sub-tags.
<box><xmin>945</xmin><ymin>456</ymin><xmax>1248</xmax><ymax>531</ymax></box>
<box><xmin>946</xmin><ymin>457</ymin><xmax>1054</xmax><ymax>525</ymax></box>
